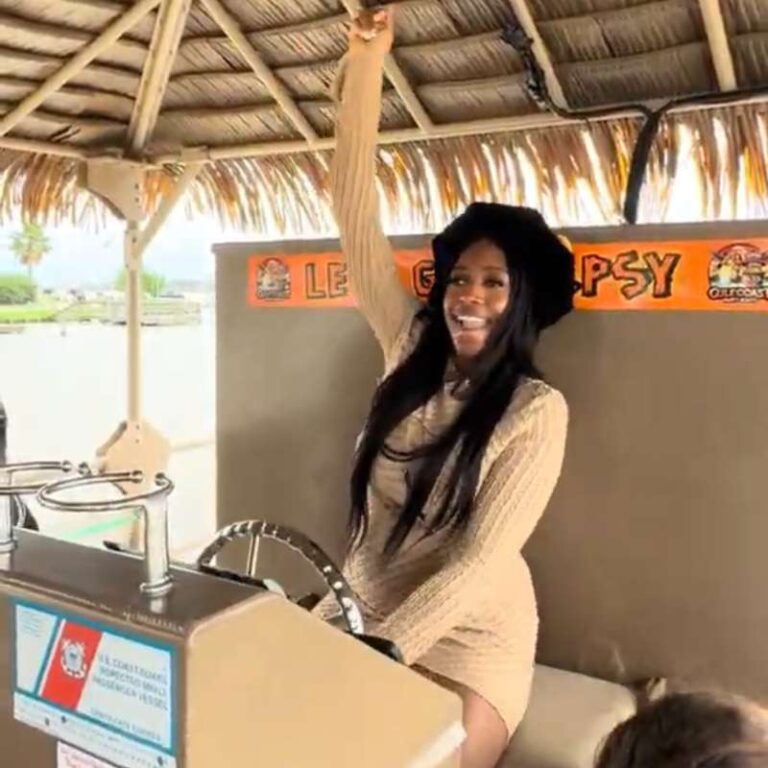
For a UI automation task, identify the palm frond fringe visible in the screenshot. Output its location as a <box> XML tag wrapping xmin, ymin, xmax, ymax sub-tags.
<box><xmin>1</xmin><ymin>103</ymin><xmax>767</xmax><ymax>233</ymax></box>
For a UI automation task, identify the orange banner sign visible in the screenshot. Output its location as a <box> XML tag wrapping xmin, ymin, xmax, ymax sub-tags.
<box><xmin>247</xmin><ymin>238</ymin><xmax>768</xmax><ymax>312</ymax></box>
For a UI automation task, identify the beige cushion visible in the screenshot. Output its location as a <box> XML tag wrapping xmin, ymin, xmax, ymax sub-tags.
<box><xmin>500</xmin><ymin>665</ymin><xmax>636</xmax><ymax>768</ymax></box>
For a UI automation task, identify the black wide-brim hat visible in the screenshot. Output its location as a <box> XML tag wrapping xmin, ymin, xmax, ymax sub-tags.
<box><xmin>431</xmin><ymin>202</ymin><xmax>578</xmax><ymax>330</ymax></box>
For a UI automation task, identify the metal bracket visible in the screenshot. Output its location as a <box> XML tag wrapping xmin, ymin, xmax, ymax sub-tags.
<box><xmin>82</xmin><ymin>161</ymin><xmax>144</xmax><ymax>222</ymax></box>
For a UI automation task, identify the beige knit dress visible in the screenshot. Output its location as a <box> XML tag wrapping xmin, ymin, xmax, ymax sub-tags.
<box><xmin>320</xmin><ymin>44</ymin><xmax>569</xmax><ymax>736</ymax></box>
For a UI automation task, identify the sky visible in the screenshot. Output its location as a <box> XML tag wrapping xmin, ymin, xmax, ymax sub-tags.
<box><xmin>0</xmin><ymin>207</ymin><xmax>248</xmax><ymax>289</ymax></box>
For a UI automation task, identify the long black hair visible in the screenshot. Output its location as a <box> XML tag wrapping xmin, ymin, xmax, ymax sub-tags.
<box><xmin>348</xmin><ymin>236</ymin><xmax>542</xmax><ymax>557</ymax></box>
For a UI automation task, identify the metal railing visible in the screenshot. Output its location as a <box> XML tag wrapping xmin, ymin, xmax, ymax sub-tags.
<box><xmin>38</xmin><ymin>466</ymin><xmax>175</xmax><ymax>597</ymax></box>
<box><xmin>0</xmin><ymin>461</ymin><xmax>74</xmax><ymax>553</ymax></box>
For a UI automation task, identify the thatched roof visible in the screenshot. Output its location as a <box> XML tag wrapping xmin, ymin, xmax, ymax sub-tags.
<box><xmin>0</xmin><ymin>0</ymin><xmax>767</xmax><ymax>230</ymax></box>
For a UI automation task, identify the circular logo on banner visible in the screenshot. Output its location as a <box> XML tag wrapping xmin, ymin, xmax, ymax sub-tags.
<box><xmin>708</xmin><ymin>243</ymin><xmax>768</xmax><ymax>303</ymax></box>
<box><xmin>256</xmin><ymin>258</ymin><xmax>291</xmax><ymax>301</ymax></box>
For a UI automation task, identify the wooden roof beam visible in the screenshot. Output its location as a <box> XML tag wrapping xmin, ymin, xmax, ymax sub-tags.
<box><xmin>149</xmin><ymin>89</ymin><xmax>768</xmax><ymax>165</ymax></box>
<box><xmin>0</xmin><ymin>45</ymin><xmax>141</xmax><ymax>92</ymax></box>
<box><xmin>180</xmin><ymin>11</ymin><xmax>347</xmax><ymax>47</ymax></box>
<box><xmin>698</xmin><ymin>0</ymin><xmax>738</xmax><ymax>91</ymax></box>
<box><xmin>0</xmin><ymin>135</ymin><xmax>153</xmax><ymax>163</ymax></box>
<box><xmin>170</xmin><ymin>66</ymin><xmax>335</xmax><ymax>85</ymax></box>
<box><xmin>397</xmin><ymin>31</ymin><xmax>503</xmax><ymax>56</ymax></box>
<box><xmin>0</xmin><ymin>102</ymin><xmax>125</xmax><ymax>130</ymax></box>
<box><xmin>170</xmin><ymin>32</ymin><xmax>507</xmax><ymax>83</ymax></box>
<box><xmin>0</xmin><ymin>75</ymin><xmax>135</xmax><ymax>111</ymax></box>
<box><xmin>338</xmin><ymin>0</ymin><xmax>433</xmax><ymax>132</ymax></box>
<box><xmin>506</xmin><ymin>0</ymin><xmax>569</xmax><ymax>109</ymax></box>
<box><xmin>0</xmin><ymin>136</ymin><xmax>89</xmax><ymax>158</ymax></box>
<box><xmin>0</xmin><ymin>10</ymin><xmax>147</xmax><ymax>55</ymax></box>
<box><xmin>128</xmin><ymin>0</ymin><xmax>192</xmax><ymax>154</ymax></box>
<box><xmin>64</xmin><ymin>0</ymin><xmax>154</xmax><ymax>13</ymax></box>
<box><xmin>4</xmin><ymin>90</ymin><xmax>768</xmax><ymax>166</ymax></box>
<box><xmin>419</xmin><ymin>74</ymin><xmax>526</xmax><ymax>94</ymax></box>
<box><xmin>160</xmin><ymin>103</ymin><xmax>275</xmax><ymax>119</ymax></box>
<box><xmin>160</xmin><ymin>72</ymin><xmax>528</xmax><ymax>116</ymax></box>
<box><xmin>0</xmin><ymin>0</ymin><xmax>162</xmax><ymax>139</ymax></box>
<box><xmin>155</xmin><ymin>113</ymin><xmax>570</xmax><ymax>164</ymax></box>
<box><xmin>179</xmin><ymin>0</ymin><xmax>435</xmax><ymax>49</ymax></box>
<box><xmin>196</xmin><ymin>0</ymin><xmax>318</xmax><ymax>142</ymax></box>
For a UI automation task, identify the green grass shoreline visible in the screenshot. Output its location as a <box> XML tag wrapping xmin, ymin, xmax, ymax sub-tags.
<box><xmin>0</xmin><ymin>300</ymin><xmax>202</xmax><ymax>325</ymax></box>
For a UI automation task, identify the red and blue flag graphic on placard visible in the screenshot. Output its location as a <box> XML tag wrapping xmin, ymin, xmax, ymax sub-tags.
<box><xmin>38</xmin><ymin>621</ymin><xmax>102</xmax><ymax>710</ymax></box>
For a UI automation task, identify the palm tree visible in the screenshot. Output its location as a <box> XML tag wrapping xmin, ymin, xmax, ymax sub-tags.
<box><xmin>10</xmin><ymin>222</ymin><xmax>51</xmax><ymax>280</ymax></box>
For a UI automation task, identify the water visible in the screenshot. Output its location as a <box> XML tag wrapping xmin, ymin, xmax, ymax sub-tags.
<box><xmin>0</xmin><ymin>313</ymin><xmax>216</xmax><ymax>556</ymax></box>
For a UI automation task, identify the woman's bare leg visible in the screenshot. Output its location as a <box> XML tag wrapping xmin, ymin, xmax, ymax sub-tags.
<box><xmin>415</xmin><ymin>666</ymin><xmax>509</xmax><ymax>768</ymax></box>
<box><xmin>458</xmin><ymin>687</ymin><xmax>509</xmax><ymax>768</ymax></box>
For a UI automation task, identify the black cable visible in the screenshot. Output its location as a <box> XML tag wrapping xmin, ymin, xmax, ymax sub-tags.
<box><xmin>501</xmin><ymin>20</ymin><xmax>768</xmax><ymax>224</ymax></box>
<box><xmin>623</xmin><ymin>109</ymin><xmax>665</xmax><ymax>224</ymax></box>
<box><xmin>501</xmin><ymin>22</ymin><xmax>653</xmax><ymax>122</ymax></box>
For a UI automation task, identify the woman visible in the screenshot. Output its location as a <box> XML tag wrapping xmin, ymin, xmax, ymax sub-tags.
<box><xmin>320</xmin><ymin>7</ymin><xmax>576</xmax><ymax>766</ymax></box>
<box><xmin>595</xmin><ymin>692</ymin><xmax>768</xmax><ymax>768</ymax></box>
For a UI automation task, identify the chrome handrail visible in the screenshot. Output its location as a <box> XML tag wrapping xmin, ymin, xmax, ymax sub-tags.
<box><xmin>38</xmin><ymin>465</ymin><xmax>175</xmax><ymax>597</ymax></box>
<box><xmin>0</xmin><ymin>461</ymin><xmax>74</xmax><ymax>553</ymax></box>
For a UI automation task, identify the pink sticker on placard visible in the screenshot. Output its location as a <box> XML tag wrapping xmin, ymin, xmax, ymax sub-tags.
<box><xmin>58</xmin><ymin>742</ymin><xmax>115</xmax><ymax>768</ymax></box>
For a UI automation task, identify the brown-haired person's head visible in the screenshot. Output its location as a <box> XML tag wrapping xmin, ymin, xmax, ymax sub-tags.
<box><xmin>595</xmin><ymin>692</ymin><xmax>768</xmax><ymax>768</ymax></box>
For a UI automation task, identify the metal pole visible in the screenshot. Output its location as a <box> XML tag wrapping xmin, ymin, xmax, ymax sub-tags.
<box><xmin>125</xmin><ymin>222</ymin><xmax>142</xmax><ymax>423</ymax></box>
<box><xmin>0</xmin><ymin>404</ymin><xmax>12</xmax><ymax>550</ymax></box>
<box><xmin>142</xmin><ymin>496</ymin><xmax>173</xmax><ymax>596</ymax></box>
<box><xmin>0</xmin><ymin>400</ymin><xmax>7</xmax><ymax>465</ymax></box>
<box><xmin>0</xmin><ymin>494</ymin><xmax>12</xmax><ymax>554</ymax></box>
